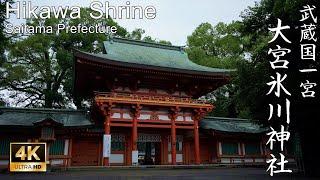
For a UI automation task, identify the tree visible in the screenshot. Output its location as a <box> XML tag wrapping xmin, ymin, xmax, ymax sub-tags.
<box><xmin>239</xmin><ymin>0</ymin><xmax>319</xmax><ymax>176</ymax></box>
<box><xmin>188</xmin><ymin>0</ymin><xmax>319</xmax><ymax>175</ymax></box>
<box><xmin>187</xmin><ymin>22</ymin><xmax>243</xmax><ymax>69</ymax></box>
<box><xmin>126</xmin><ymin>28</ymin><xmax>172</xmax><ymax>45</ymax></box>
<box><xmin>1</xmin><ymin>8</ymin><xmax>128</xmax><ymax>108</ymax></box>
<box><xmin>0</xmin><ymin>0</ymin><xmax>14</xmax><ymax>106</ymax></box>
<box><xmin>0</xmin><ymin>0</ymin><xmax>12</xmax><ymax>63</ymax></box>
<box><xmin>187</xmin><ymin>22</ymin><xmax>245</xmax><ymax>118</ymax></box>
<box><xmin>126</xmin><ymin>28</ymin><xmax>145</xmax><ymax>40</ymax></box>
<box><xmin>1</xmin><ymin>8</ymin><xmax>171</xmax><ymax>108</ymax></box>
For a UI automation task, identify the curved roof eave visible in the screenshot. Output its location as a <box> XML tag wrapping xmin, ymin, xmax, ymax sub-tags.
<box><xmin>74</xmin><ymin>50</ymin><xmax>232</xmax><ymax>78</ymax></box>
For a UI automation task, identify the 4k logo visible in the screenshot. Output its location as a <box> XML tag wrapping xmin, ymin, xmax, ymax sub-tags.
<box><xmin>10</xmin><ymin>143</ymin><xmax>46</xmax><ymax>172</ymax></box>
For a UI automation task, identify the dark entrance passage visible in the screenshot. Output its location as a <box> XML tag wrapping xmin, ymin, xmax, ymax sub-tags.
<box><xmin>138</xmin><ymin>142</ymin><xmax>161</xmax><ymax>165</ymax></box>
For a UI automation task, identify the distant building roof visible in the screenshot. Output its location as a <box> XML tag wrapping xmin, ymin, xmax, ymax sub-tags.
<box><xmin>201</xmin><ymin>116</ymin><xmax>268</xmax><ymax>134</ymax></box>
<box><xmin>75</xmin><ymin>37</ymin><xmax>230</xmax><ymax>76</ymax></box>
<box><xmin>0</xmin><ymin>107</ymin><xmax>92</xmax><ymax>127</ymax></box>
<box><xmin>0</xmin><ymin>107</ymin><xmax>267</xmax><ymax>134</ymax></box>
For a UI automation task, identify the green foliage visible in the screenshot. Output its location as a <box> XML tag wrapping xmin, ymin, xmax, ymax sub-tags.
<box><xmin>127</xmin><ymin>28</ymin><xmax>145</xmax><ymax>40</ymax></box>
<box><xmin>0</xmin><ymin>0</ymin><xmax>14</xmax><ymax>105</ymax></box>
<box><xmin>187</xmin><ymin>22</ymin><xmax>243</xmax><ymax>70</ymax></box>
<box><xmin>1</xmin><ymin>8</ymin><xmax>128</xmax><ymax>108</ymax></box>
<box><xmin>1</xmin><ymin>7</ymin><xmax>171</xmax><ymax>108</ymax></box>
<box><xmin>238</xmin><ymin>0</ymin><xmax>320</xmax><ymax>123</ymax></box>
<box><xmin>187</xmin><ymin>21</ymin><xmax>245</xmax><ymax>118</ymax></box>
<box><xmin>190</xmin><ymin>0</ymin><xmax>319</xmax><ymax>123</ymax></box>
<box><xmin>127</xmin><ymin>28</ymin><xmax>172</xmax><ymax>45</ymax></box>
<box><xmin>0</xmin><ymin>0</ymin><xmax>13</xmax><ymax>63</ymax></box>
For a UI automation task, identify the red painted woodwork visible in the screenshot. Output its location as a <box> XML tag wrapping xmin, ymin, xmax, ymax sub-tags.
<box><xmin>72</xmin><ymin>138</ymin><xmax>100</xmax><ymax>166</ymax></box>
<box><xmin>103</xmin><ymin>114</ymin><xmax>111</xmax><ymax>166</ymax></box>
<box><xmin>200</xmin><ymin>140</ymin><xmax>210</xmax><ymax>164</ymax></box>
<box><xmin>183</xmin><ymin>141</ymin><xmax>190</xmax><ymax>164</ymax></box>
<box><xmin>125</xmin><ymin>134</ymin><xmax>132</xmax><ymax>165</ymax></box>
<box><xmin>132</xmin><ymin>117</ymin><xmax>138</xmax><ymax>151</ymax></box>
<box><xmin>131</xmin><ymin>106</ymin><xmax>140</xmax><ymax>157</ymax></box>
<box><xmin>67</xmin><ymin>139</ymin><xmax>73</xmax><ymax>166</ymax></box>
<box><xmin>194</xmin><ymin>120</ymin><xmax>200</xmax><ymax>164</ymax></box>
<box><xmin>104</xmin><ymin>116</ymin><xmax>111</xmax><ymax>134</ymax></box>
<box><xmin>184</xmin><ymin>140</ymin><xmax>195</xmax><ymax>164</ymax></box>
<box><xmin>171</xmin><ymin>119</ymin><xmax>177</xmax><ymax>165</ymax></box>
<box><xmin>161</xmin><ymin>135</ymin><xmax>168</xmax><ymax>164</ymax></box>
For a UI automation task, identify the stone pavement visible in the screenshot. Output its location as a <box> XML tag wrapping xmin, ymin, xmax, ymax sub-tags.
<box><xmin>0</xmin><ymin>167</ymin><xmax>316</xmax><ymax>180</ymax></box>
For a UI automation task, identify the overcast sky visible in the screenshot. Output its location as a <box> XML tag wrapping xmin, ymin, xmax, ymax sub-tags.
<box><xmin>9</xmin><ymin>0</ymin><xmax>259</xmax><ymax>45</ymax></box>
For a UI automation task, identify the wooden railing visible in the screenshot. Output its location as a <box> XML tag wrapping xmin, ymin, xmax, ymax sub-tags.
<box><xmin>94</xmin><ymin>91</ymin><xmax>209</xmax><ymax>105</ymax></box>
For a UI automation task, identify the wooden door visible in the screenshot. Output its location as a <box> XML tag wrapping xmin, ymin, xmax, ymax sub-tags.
<box><xmin>71</xmin><ymin>137</ymin><xmax>100</xmax><ymax>166</ymax></box>
<box><xmin>200</xmin><ymin>140</ymin><xmax>210</xmax><ymax>164</ymax></box>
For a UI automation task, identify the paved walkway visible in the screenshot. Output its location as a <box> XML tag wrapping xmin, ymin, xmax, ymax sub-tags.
<box><xmin>0</xmin><ymin>167</ymin><xmax>315</xmax><ymax>180</ymax></box>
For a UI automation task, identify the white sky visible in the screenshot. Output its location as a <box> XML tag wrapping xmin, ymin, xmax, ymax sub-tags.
<box><xmin>9</xmin><ymin>0</ymin><xmax>259</xmax><ymax>46</ymax></box>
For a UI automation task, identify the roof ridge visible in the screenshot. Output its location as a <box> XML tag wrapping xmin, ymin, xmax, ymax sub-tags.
<box><xmin>110</xmin><ymin>37</ymin><xmax>184</xmax><ymax>51</ymax></box>
<box><xmin>0</xmin><ymin>107</ymin><xmax>86</xmax><ymax>113</ymax></box>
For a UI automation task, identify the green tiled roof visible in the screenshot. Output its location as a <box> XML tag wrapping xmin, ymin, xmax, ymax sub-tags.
<box><xmin>84</xmin><ymin>37</ymin><xmax>230</xmax><ymax>74</ymax></box>
<box><xmin>200</xmin><ymin>116</ymin><xmax>268</xmax><ymax>133</ymax></box>
<box><xmin>0</xmin><ymin>107</ymin><xmax>266</xmax><ymax>134</ymax></box>
<box><xmin>0</xmin><ymin>107</ymin><xmax>92</xmax><ymax>127</ymax></box>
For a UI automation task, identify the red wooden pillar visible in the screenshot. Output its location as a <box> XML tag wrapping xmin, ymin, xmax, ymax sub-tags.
<box><xmin>161</xmin><ymin>134</ymin><xmax>168</xmax><ymax>164</ymax></box>
<box><xmin>193</xmin><ymin>108</ymin><xmax>211</xmax><ymax>165</ymax></box>
<box><xmin>131</xmin><ymin>105</ymin><xmax>141</xmax><ymax>165</ymax></box>
<box><xmin>67</xmin><ymin>138</ymin><xmax>72</xmax><ymax>167</ymax></box>
<box><xmin>171</xmin><ymin>117</ymin><xmax>177</xmax><ymax>165</ymax></box>
<box><xmin>102</xmin><ymin>104</ymin><xmax>113</xmax><ymax>166</ymax></box>
<box><xmin>103</xmin><ymin>115</ymin><xmax>111</xmax><ymax>166</ymax></box>
<box><xmin>126</xmin><ymin>134</ymin><xmax>132</xmax><ymax>165</ymax></box>
<box><xmin>169</xmin><ymin>107</ymin><xmax>179</xmax><ymax>165</ymax></box>
<box><xmin>132</xmin><ymin>115</ymin><xmax>138</xmax><ymax>151</ymax></box>
<box><xmin>194</xmin><ymin>119</ymin><xmax>200</xmax><ymax>165</ymax></box>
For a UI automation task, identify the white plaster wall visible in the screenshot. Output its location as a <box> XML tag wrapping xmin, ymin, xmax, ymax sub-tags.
<box><xmin>177</xmin><ymin>154</ymin><xmax>183</xmax><ymax>162</ymax></box>
<box><xmin>51</xmin><ymin>160</ymin><xmax>64</xmax><ymax>165</ymax></box>
<box><xmin>138</xmin><ymin>114</ymin><xmax>151</xmax><ymax>120</ymax></box>
<box><xmin>218</xmin><ymin>142</ymin><xmax>222</xmax><ymax>155</ymax></box>
<box><xmin>123</xmin><ymin>113</ymin><xmax>132</xmax><ymax>119</ymax></box>
<box><xmin>168</xmin><ymin>154</ymin><xmax>183</xmax><ymax>163</ymax></box>
<box><xmin>185</xmin><ymin>116</ymin><xmax>193</xmax><ymax>121</ymax></box>
<box><xmin>112</xmin><ymin>113</ymin><xmax>121</xmax><ymax>118</ymax></box>
<box><xmin>64</xmin><ymin>139</ymin><xmax>69</xmax><ymax>155</ymax></box>
<box><xmin>110</xmin><ymin>154</ymin><xmax>124</xmax><ymax>164</ymax></box>
<box><xmin>159</xmin><ymin>115</ymin><xmax>170</xmax><ymax>120</ymax></box>
<box><xmin>176</xmin><ymin>116</ymin><xmax>184</xmax><ymax>121</ymax></box>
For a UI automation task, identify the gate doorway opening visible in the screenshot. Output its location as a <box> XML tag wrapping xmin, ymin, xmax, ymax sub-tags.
<box><xmin>138</xmin><ymin>142</ymin><xmax>161</xmax><ymax>165</ymax></box>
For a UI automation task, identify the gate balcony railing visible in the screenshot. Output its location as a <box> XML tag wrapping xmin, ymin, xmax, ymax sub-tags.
<box><xmin>94</xmin><ymin>91</ymin><xmax>211</xmax><ymax>107</ymax></box>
